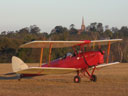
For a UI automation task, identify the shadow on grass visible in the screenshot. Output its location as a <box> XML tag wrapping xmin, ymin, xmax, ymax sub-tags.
<box><xmin>0</xmin><ymin>74</ymin><xmax>91</xmax><ymax>83</ymax></box>
<box><xmin>0</xmin><ymin>75</ymin><xmax>33</xmax><ymax>80</ymax></box>
<box><xmin>0</xmin><ymin>75</ymin><xmax>19</xmax><ymax>80</ymax></box>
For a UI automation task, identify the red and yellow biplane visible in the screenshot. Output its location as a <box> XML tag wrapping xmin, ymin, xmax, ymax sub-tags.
<box><xmin>11</xmin><ymin>39</ymin><xmax>122</xmax><ymax>83</ymax></box>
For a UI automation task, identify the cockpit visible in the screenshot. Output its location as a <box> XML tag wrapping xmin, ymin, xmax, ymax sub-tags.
<box><xmin>66</xmin><ymin>53</ymin><xmax>73</xmax><ymax>57</ymax></box>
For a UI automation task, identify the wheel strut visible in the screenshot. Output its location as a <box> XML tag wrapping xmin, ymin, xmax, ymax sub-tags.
<box><xmin>84</xmin><ymin>66</ymin><xmax>97</xmax><ymax>82</ymax></box>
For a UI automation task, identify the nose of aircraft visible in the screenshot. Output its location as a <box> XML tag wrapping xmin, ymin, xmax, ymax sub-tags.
<box><xmin>98</xmin><ymin>51</ymin><xmax>104</xmax><ymax>64</ymax></box>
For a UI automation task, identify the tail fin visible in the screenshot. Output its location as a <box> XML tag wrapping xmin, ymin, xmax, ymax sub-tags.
<box><xmin>12</xmin><ymin>56</ymin><xmax>28</xmax><ymax>72</ymax></box>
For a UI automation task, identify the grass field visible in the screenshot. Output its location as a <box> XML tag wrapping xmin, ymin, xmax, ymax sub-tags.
<box><xmin>0</xmin><ymin>63</ymin><xmax>128</xmax><ymax>96</ymax></box>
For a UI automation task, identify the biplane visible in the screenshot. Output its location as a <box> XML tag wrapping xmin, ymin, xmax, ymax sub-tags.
<box><xmin>11</xmin><ymin>39</ymin><xmax>122</xmax><ymax>83</ymax></box>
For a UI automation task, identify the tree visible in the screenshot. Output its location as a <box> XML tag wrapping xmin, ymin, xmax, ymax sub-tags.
<box><xmin>69</xmin><ymin>24</ymin><xmax>78</xmax><ymax>34</ymax></box>
<box><xmin>97</xmin><ymin>23</ymin><xmax>103</xmax><ymax>33</ymax></box>
<box><xmin>70</xmin><ymin>24</ymin><xmax>75</xmax><ymax>29</ymax></box>
<box><xmin>103</xmin><ymin>29</ymin><xmax>113</xmax><ymax>39</ymax></box>
<box><xmin>111</xmin><ymin>27</ymin><xmax>119</xmax><ymax>33</ymax></box>
<box><xmin>19</xmin><ymin>27</ymin><xmax>29</xmax><ymax>34</ymax></box>
<box><xmin>90</xmin><ymin>22</ymin><xmax>97</xmax><ymax>32</ymax></box>
<box><xmin>120</xmin><ymin>26</ymin><xmax>128</xmax><ymax>36</ymax></box>
<box><xmin>30</xmin><ymin>25</ymin><xmax>40</xmax><ymax>34</ymax></box>
<box><xmin>0</xmin><ymin>23</ymin><xmax>128</xmax><ymax>63</ymax></box>
<box><xmin>51</xmin><ymin>26</ymin><xmax>68</xmax><ymax>34</ymax></box>
<box><xmin>105</xmin><ymin>25</ymin><xmax>109</xmax><ymax>31</ymax></box>
<box><xmin>1</xmin><ymin>31</ymin><xmax>6</xmax><ymax>35</ymax></box>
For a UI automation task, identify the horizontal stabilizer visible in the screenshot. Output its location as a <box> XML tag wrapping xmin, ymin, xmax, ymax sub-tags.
<box><xmin>4</xmin><ymin>72</ymin><xmax>16</xmax><ymax>75</ymax></box>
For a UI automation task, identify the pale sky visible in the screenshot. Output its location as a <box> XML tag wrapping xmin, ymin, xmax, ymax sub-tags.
<box><xmin>0</xmin><ymin>0</ymin><xmax>128</xmax><ymax>33</ymax></box>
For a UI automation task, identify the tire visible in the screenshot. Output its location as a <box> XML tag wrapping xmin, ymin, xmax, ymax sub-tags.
<box><xmin>17</xmin><ymin>74</ymin><xmax>23</xmax><ymax>81</ymax></box>
<box><xmin>90</xmin><ymin>75</ymin><xmax>97</xmax><ymax>82</ymax></box>
<box><xmin>74</xmin><ymin>76</ymin><xmax>81</xmax><ymax>83</ymax></box>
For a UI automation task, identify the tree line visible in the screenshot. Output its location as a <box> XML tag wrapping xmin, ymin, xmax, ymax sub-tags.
<box><xmin>0</xmin><ymin>23</ymin><xmax>128</xmax><ymax>63</ymax></box>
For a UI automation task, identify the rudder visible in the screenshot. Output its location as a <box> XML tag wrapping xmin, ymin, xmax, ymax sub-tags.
<box><xmin>12</xmin><ymin>56</ymin><xmax>28</xmax><ymax>72</ymax></box>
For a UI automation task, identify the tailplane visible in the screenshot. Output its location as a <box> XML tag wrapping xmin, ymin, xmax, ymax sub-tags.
<box><xmin>12</xmin><ymin>56</ymin><xmax>28</xmax><ymax>72</ymax></box>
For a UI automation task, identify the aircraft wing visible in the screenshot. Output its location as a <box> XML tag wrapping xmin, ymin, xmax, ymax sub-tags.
<box><xmin>89</xmin><ymin>39</ymin><xmax>122</xmax><ymax>47</ymax></box>
<box><xmin>94</xmin><ymin>62</ymin><xmax>120</xmax><ymax>69</ymax></box>
<box><xmin>20</xmin><ymin>39</ymin><xmax>122</xmax><ymax>48</ymax></box>
<box><xmin>16</xmin><ymin>67</ymin><xmax>79</xmax><ymax>75</ymax></box>
<box><xmin>20</xmin><ymin>40</ymin><xmax>90</xmax><ymax>48</ymax></box>
<box><xmin>17</xmin><ymin>62</ymin><xmax>120</xmax><ymax>74</ymax></box>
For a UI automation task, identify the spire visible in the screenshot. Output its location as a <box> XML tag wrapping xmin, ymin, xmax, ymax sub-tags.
<box><xmin>82</xmin><ymin>16</ymin><xmax>84</xmax><ymax>25</ymax></box>
<box><xmin>78</xmin><ymin>17</ymin><xmax>86</xmax><ymax>34</ymax></box>
<box><xmin>81</xmin><ymin>16</ymin><xmax>85</xmax><ymax>31</ymax></box>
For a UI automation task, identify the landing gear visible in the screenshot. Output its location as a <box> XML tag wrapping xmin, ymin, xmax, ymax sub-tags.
<box><xmin>74</xmin><ymin>66</ymin><xmax>97</xmax><ymax>83</ymax></box>
<box><xmin>74</xmin><ymin>76</ymin><xmax>81</xmax><ymax>83</ymax></box>
<box><xmin>17</xmin><ymin>74</ymin><xmax>23</xmax><ymax>81</ymax></box>
<box><xmin>90</xmin><ymin>75</ymin><xmax>97</xmax><ymax>82</ymax></box>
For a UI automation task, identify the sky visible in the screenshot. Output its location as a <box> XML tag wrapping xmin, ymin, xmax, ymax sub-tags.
<box><xmin>0</xmin><ymin>0</ymin><xmax>128</xmax><ymax>33</ymax></box>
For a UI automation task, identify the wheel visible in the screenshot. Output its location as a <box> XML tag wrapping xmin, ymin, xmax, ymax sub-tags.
<box><xmin>17</xmin><ymin>74</ymin><xmax>23</xmax><ymax>81</ymax></box>
<box><xmin>74</xmin><ymin>76</ymin><xmax>81</xmax><ymax>83</ymax></box>
<box><xmin>90</xmin><ymin>75</ymin><xmax>97</xmax><ymax>82</ymax></box>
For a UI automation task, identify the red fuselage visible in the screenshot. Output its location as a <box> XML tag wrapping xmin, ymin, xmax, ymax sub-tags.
<box><xmin>42</xmin><ymin>51</ymin><xmax>104</xmax><ymax>69</ymax></box>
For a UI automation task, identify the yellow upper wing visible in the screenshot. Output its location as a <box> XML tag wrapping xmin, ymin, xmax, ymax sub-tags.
<box><xmin>20</xmin><ymin>41</ymin><xmax>89</xmax><ymax>48</ymax></box>
<box><xmin>20</xmin><ymin>39</ymin><xmax>122</xmax><ymax>48</ymax></box>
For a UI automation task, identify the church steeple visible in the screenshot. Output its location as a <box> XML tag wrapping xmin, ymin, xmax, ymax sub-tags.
<box><xmin>78</xmin><ymin>17</ymin><xmax>86</xmax><ymax>34</ymax></box>
<box><xmin>82</xmin><ymin>16</ymin><xmax>84</xmax><ymax>25</ymax></box>
<box><xmin>81</xmin><ymin>16</ymin><xmax>85</xmax><ymax>31</ymax></box>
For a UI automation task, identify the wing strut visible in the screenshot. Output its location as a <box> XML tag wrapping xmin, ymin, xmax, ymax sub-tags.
<box><xmin>48</xmin><ymin>44</ymin><xmax>52</xmax><ymax>66</ymax></box>
<box><xmin>39</xmin><ymin>48</ymin><xmax>44</xmax><ymax>67</ymax></box>
<box><xmin>87</xmin><ymin>43</ymin><xmax>90</xmax><ymax>51</ymax></box>
<box><xmin>106</xmin><ymin>41</ymin><xmax>111</xmax><ymax>63</ymax></box>
<box><xmin>93</xmin><ymin>42</ymin><xmax>95</xmax><ymax>50</ymax></box>
<box><xmin>98</xmin><ymin>42</ymin><xmax>101</xmax><ymax>49</ymax></box>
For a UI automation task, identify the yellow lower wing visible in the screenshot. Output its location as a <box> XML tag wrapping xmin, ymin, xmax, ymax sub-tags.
<box><xmin>17</xmin><ymin>67</ymin><xmax>79</xmax><ymax>75</ymax></box>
